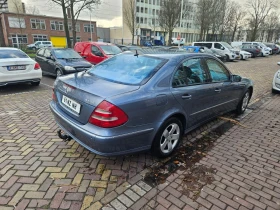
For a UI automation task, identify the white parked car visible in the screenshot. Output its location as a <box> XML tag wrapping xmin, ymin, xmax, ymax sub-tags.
<box><xmin>27</xmin><ymin>41</ymin><xmax>53</xmax><ymax>50</ymax></box>
<box><xmin>240</xmin><ymin>50</ymin><xmax>252</xmax><ymax>60</ymax></box>
<box><xmin>0</xmin><ymin>48</ymin><xmax>42</xmax><ymax>86</ymax></box>
<box><xmin>272</xmin><ymin>62</ymin><xmax>280</xmax><ymax>93</ymax></box>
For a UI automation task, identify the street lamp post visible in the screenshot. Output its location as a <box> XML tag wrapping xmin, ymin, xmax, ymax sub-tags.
<box><xmin>178</xmin><ymin>0</ymin><xmax>183</xmax><ymax>47</ymax></box>
<box><xmin>89</xmin><ymin>9</ymin><xmax>93</xmax><ymax>41</ymax></box>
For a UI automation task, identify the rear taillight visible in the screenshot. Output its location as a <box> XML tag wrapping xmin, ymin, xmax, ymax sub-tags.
<box><xmin>52</xmin><ymin>88</ymin><xmax>57</xmax><ymax>101</ymax></box>
<box><xmin>89</xmin><ymin>100</ymin><xmax>128</xmax><ymax>128</ymax></box>
<box><xmin>34</xmin><ymin>63</ymin><xmax>40</xmax><ymax>70</ymax></box>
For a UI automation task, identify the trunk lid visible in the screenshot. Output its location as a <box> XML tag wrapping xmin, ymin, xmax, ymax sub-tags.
<box><xmin>0</xmin><ymin>58</ymin><xmax>35</xmax><ymax>75</ymax></box>
<box><xmin>55</xmin><ymin>72</ymin><xmax>140</xmax><ymax>124</ymax></box>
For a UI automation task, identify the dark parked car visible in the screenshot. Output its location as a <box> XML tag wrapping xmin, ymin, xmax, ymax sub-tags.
<box><xmin>35</xmin><ymin>48</ymin><xmax>92</xmax><ymax>77</ymax></box>
<box><xmin>50</xmin><ymin>52</ymin><xmax>253</xmax><ymax>157</ymax></box>
<box><xmin>264</xmin><ymin>43</ymin><xmax>279</xmax><ymax>54</ymax></box>
<box><xmin>240</xmin><ymin>45</ymin><xmax>261</xmax><ymax>58</ymax></box>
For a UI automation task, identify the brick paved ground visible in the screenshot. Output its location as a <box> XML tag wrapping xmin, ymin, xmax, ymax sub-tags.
<box><xmin>0</xmin><ymin>55</ymin><xmax>280</xmax><ymax>210</ymax></box>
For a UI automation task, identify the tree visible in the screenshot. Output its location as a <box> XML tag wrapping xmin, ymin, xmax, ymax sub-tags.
<box><xmin>123</xmin><ymin>0</ymin><xmax>137</xmax><ymax>45</ymax></box>
<box><xmin>263</xmin><ymin>12</ymin><xmax>279</xmax><ymax>42</ymax></box>
<box><xmin>0</xmin><ymin>0</ymin><xmax>8</xmax><ymax>46</ymax></box>
<box><xmin>158</xmin><ymin>0</ymin><xmax>182</xmax><ymax>46</ymax></box>
<box><xmin>230</xmin><ymin>3</ymin><xmax>245</xmax><ymax>41</ymax></box>
<box><xmin>25</xmin><ymin>5</ymin><xmax>40</xmax><ymax>15</ymax></box>
<box><xmin>50</xmin><ymin>0</ymin><xmax>71</xmax><ymax>48</ymax></box>
<box><xmin>69</xmin><ymin>0</ymin><xmax>101</xmax><ymax>47</ymax></box>
<box><xmin>195</xmin><ymin>0</ymin><xmax>213</xmax><ymax>41</ymax></box>
<box><xmin>12</xmin><ymin>0</ymin><xmax>26</xmax><ymax>48</ymax></box>
<box><xmin>246</xmin><ymin>0</ymin><xmax>276</xmax><ymax>41</ymax></box>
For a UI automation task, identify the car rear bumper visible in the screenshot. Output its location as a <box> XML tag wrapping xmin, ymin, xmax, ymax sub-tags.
<box><xmin>50</xmin><ymin>101</ymin><xmax>154</xmax><ymax>156</ymax></box>
<box><xmin>0</xmin><ymin>71</ymin><xmax>42</xmax><ymax>85</ymax></box>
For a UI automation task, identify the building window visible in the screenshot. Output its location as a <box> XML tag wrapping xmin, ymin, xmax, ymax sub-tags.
<box><xmin>50</xmin><ymin>20</ymin><xmax>64</xmax><ymax>31</ymax></box>
<box><xmin>84</xmin><ymin>24</ymin><xmax>94</xmax><ymax>33</ymax></box>
<box><xmin>33</xmin><ymin>35</ymin><xmax>48</xmax><ymax>42</ymax></box>
<box><xmin>141</xmin><ymin>7</ymin><xmax>143</xmax><ymax>13</ymax></box>
<box><xmin>11</xmin><ymin>34</ymin><xmax>27</xmax><ymax>48</ymax></box>
<box><xmin>144</xmin><ymin>18</ymin><xmax>147</xmax><ymax>24</ymax></box>
<box><xmin>30</xmin><ymin>19</ymin><xmax>46</xmax><ymax>30</ymax></box>
<box><xmin>136</xmin><ymin>6</ymin><xmax>139</xmax><ymax>12</ymax></box>
<box><xmin>136</xmin><ymin>17</ymin><xmax>140</xmax><ymax>23</ymax></box>
<box><xmin>145</xmin><ymin>8</ymin><xmax>148</xmax><ymax>13</ymax></box>
<box><xmin>140</xmin><ymin>17</ymin><xmax>143</xmax><ymax>24</ymax></box>
<box><xmin>8</xmin><ymin>17</ymin><xmax>26</xmax><ymax>28</ymax></box>
<box><xmin>68</xmin><ymin>23</ymin><xmax>80</xmax><ymax>32</ymax></box>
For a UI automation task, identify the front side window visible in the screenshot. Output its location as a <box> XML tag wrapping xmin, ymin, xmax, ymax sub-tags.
<box><xmin>214</xmin><ymin>43</ymin><xmax>223</xmax><ymax>49</ymax></box>
<box><xmin>31</xmin><ymin>19</ymin><xmax>46</xmax><ymax>30</ymax></box>
<box><xmin>206</xmin><ymin>59</ymin><xmax>230</xmax><ymax>82</ymax></box>
<box><xmin>92</xmin><ymin>46</ymin><xmax>102</xmax><ymax>56</ymax></box>
<box><xmin>88</xmin><ymin>54</ymin><xmax>166</xmax><ymax>85</ymax></box>
<box><xmin>44</xmin><ymin>49</ymin><xmax>51</xmax><ymax>57</ymax></box>
<box><xmin>173</xmin><ymin>58</ymin><xmax>208</xmax><ymax>87</ymax></box>
<box><xmin>50</xmin><ymin>20</ymin><xmax>64</xmax><ymax>31</ymax></box>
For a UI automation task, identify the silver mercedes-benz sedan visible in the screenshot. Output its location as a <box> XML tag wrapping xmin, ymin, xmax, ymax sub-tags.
<box><xmin>50</xmin><ymin>52</ymin><xmax>253</xmax><ymax>157</ymax></box>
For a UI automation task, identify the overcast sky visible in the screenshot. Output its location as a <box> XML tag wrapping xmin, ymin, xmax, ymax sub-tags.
<box><xmin>22</xmin><ymin>0</ymin><xmax>248</xmax><ymax>28</ymax></box>
<box><xmin>22</xmin><ymin>0</ymin><xmax>123</xmax><ymax>27</ymax></box>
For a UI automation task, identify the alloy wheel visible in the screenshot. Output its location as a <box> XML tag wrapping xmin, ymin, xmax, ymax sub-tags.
<box><xmin>160</xmin><ymin>123</ymin><xmax>180</xmax><ymax>154</ymax></box>
<box><xmin>242</xmin><ymin>92</ymin><xmax>250</xmax><ymax>112</ymax></box>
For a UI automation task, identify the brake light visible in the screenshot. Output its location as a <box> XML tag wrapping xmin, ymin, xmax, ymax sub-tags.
<box><xmin>89</xmin><ymin>100</ymin><xmax>128</xmax><ymax>128</ymax></box>
<box><xmin>52</xmin><ymin>88</ymin><xmax>57</xmax><ymax>101</ymax></box>
<box><xmin>34</xmin><ymin>63</ymin><xmax>40</xmax><ymax>70</ymax></box>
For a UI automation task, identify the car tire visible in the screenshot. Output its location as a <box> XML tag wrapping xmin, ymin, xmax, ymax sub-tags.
<box><xmin>241</xmin><ymin>54</ymin><xmax>243</xmax><ymax>60</ymax></box>
<box><xmin>236</xmin><ymin>90</ymin><xmax>251</xmax><ymax>115</ymax></box>
<box><xmin>31</xmin><ymin>81</ymin><xmax>40</xmax><ymax>86</ymax></box>
<box><xmin>272</xmin><ymin>88</ymin><xmax>279</xmax><ymax>94</ymax></box>
<box><xmin>152</xmin><ymin>117</ymin><xmax>183</xmax><ymax>158</ymax></box>
<box><xmin>226</xmin><ymin>55</ymin><xmax>230</xmax><ymax>62</ymax></box>
<box><xmin>56</xmin><ymin>69</ymin><xmax>63</xmax><ymax>78</ymax></box>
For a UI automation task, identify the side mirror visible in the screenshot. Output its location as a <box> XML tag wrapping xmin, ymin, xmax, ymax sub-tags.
<box><xmin>221</xmin><ymin>47</ymin><xmax>225</xmax><ymax>50</ymax></box>
<box><xmin>277</xmin><ymin>62</ymin><xmax>280</xmax><ymax>66</ymax></box>
<box><xmin>232</xmin><ymin>75</ymin><xmax>242</xmax><ymax>82</ymax></box>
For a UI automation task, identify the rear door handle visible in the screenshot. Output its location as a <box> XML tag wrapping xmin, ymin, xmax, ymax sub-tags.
<box><xmin>182</xmin><ymin>94</ymin><xmax>192</xmax><ymax>99</ymax></box>
<box><xmin>215</xmin><ymin>88</ymin><xmax>222</xmax><ymax>93</ymax></box>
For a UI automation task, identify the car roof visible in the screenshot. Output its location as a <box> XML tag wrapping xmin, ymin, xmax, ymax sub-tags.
<box><xmin>0</xmin><ymin>47</ymin><xmax>20</xmax><ymax>51</ymax></box>
<box><xmin>77</xmin><ymin>42</ymin><xmax>114</xmax><ymax>46</ymax></box>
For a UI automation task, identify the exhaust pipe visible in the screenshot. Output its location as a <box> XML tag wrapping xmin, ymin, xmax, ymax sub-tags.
<box><xmin>57</xmin><ymin>129</ymin><xmax>72</xmax><ymax>141</ymax></box>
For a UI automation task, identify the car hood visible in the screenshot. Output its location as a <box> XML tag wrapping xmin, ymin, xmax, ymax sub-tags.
<box><xmin>57</xmin><ymin>72</ymin><xmax>140</xmax><ymax>103</ymax></box>
<box><xmin>57</xmin><ymin>58</ymin><xmax>92</xmax><ymax>67</ymax></box>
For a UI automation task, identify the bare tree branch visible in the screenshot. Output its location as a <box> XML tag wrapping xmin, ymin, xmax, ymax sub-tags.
<box><xmin>123</xmin><ymin>0</ymin><xmax>137</xmax><ymax>45</ymax></box>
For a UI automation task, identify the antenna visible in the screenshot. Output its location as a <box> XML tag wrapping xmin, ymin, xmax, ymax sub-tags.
<box><xmin>134</xmin><ymin>50</ymin><xmax>139</xmax><ymax>57</ymax></box>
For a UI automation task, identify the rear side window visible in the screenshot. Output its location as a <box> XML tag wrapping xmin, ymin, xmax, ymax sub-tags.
<box><xmin>88</xmin><ymin>54</ymin><xmax>166</xmax><ymax>85</ymax></box>
<box><xmin>37</xmin><ymin>49</ymin><xmax>45</xmax><ymax>56</ymax></box>
<box><xmin>206</xmin><ymin>59</ymin><xmax>230</xmax><ymax>82</ymax></box>
<box><xmin>0</xmin><ymin>50</ymin><xmax>29</xmax><ymax>59</ymax></box>
<box><xmin>194</xmin><ymin>43</ymin><xmax>212</xmax><ymax>48</ymax></box>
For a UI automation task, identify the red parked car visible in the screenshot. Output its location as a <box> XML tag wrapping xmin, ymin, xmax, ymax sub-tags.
<box><xmin>74</xmin><ymin>42</ymin><xmax>122</xmax><ymax>65</ymax></box>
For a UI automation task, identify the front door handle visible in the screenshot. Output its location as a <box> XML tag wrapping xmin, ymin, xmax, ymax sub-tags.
<box><xmin>215</xmin><ymin>88</ymin><xmax>222</xmax><ymax>93</ymax></box>
<box><xmin>182</xmin><ymin>94</ymin><xmax>192</xmax><ymax>99</ymax></box>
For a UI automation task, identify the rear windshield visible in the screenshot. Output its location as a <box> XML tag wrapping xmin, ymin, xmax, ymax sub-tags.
<box><xmin>100</xmin><ymin>45</ymin><xmax>122</xmax><ymax>55</ymax></box>
<box><xmin>0</xmin><ymin>50</ymin><xmax>29</xmax><ymax>59</ymax></box>
<box><xmin>88</xmin><ymin>53</ymin><xmax>166</xmax><ymax>85</ymax></box>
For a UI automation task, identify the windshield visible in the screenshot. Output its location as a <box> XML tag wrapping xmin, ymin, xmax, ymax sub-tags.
<box><xmin>88</xmin><ymin>53</ymin><xmax>166</xmax><ymax>85</ymax></box>
<box><xmin>221</xmin><ymin>42</ymin><xmax>233</xmax><ymax>49</ymax></box>
<box><xmin>53</xmin><ymin>49</ymin><xmax>82</xmax><ymax>59</ymax></box>
<box><xmin>259</xmin><ymin>43</ymin><xmax>267</xmax><ymax>47</ymax></box>
<box><xmin>100</xmin><ymin>45</ymin><xmax>122</xmax><ymax>55</ymax></box>
<box><xmin>0</xmin><ymin>50</ymin><xmax>29</xmax><ymax>59</ymax></box>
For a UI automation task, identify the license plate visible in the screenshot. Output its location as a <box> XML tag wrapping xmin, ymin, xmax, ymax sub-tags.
<box><xmin>62</xmin><ymin>95</ymin><xmax>81</xmax><ymax>114</ymax></box>
<box><xmin>7</xmin><ymin>66</ymin><xmax>26</xmax><ymax>71</ymax></box>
